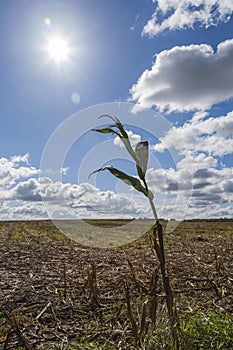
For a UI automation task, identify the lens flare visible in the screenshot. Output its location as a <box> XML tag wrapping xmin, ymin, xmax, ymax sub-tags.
<box><xmin>44</xmin><ymin>17</ymin><xmax>52</xmax><ymax>29</ymax></box>
<box><xmin>71</xmin><ymin>91</ymin><xmax>81</xmax><ymax>105</ymax></box>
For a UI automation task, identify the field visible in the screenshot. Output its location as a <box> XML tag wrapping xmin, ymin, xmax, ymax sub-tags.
<box><xmin>0</xmin><ymin>220</ymin><xmax>232</xmax><ymax>349</ymax></box>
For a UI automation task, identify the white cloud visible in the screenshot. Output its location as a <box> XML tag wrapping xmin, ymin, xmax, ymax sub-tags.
<box><xmin>130</xmin><ymin>14</ymin><xmax>139</xmax><ymax>31</ymax></box>
<box><xmin>0</xmin><ymin>154</ymin><xmax>39</xmax><ymax>189</ymax></box>
<box><xmin>113</xmin><ymin>130</ymin><xmax>141</xmax><ymax>147</ymax></box>
<box><xmin>130</xmin><ymin>39</ymin><xmax>233</xmax><ymax>113</ymax></box>
<box><xmin>0</xmin><ymin>153</ymin><xmax>232</xmax><ymax>220</ymax></box>
<box><xmin>144</xmin><ymin>0</ymin><xmax>233</xmax><ymax>36</ymax></box>
<box><xmin>4</xmin><ymin>175</ymin><xmax>146</xmax><ymax>219</ymax></box>
<box><xmin>147</xmin><ymin>108</ymin><xmax>233</xmax><ymax>218</ymax></box>
<box><xmin>153</xmin><ymin>110</ymin><xmax>233</xmax><ymax>157</ymax></box>
<box><xmin>0</xmin><ymin>155</ymin><xmax>147</xmax><ymax>220</ymax></box>
<box><xmin>0</xmin><ymin>201</ymin><xmax>48</xmax><ymax>220</ymax></box>
<box><xmin>146</xmin><ymin>153</ymin><xmax>233</xmax><ymax>217</ymax></box>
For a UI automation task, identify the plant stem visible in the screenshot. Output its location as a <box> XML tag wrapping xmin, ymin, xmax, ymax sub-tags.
<box><xmin>142</xmin><ymin>178</ymin><xmax>158</xmax><ymax>221</ymax></box>
<box><xmin>143</xmin><ymin>177</ymin><xmax>179</xmax><ymax>348</ymax></box>
<box><xmin>149</xmin><ymin>197</ymin><xmax>158</xmax><ymax>221</ymax></box>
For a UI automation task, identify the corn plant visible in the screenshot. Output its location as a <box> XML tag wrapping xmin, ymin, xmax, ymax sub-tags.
<box><xmin>89</xmin><ymin>115</ymin><xmax>178</xmax><ymax>346</ymax></box>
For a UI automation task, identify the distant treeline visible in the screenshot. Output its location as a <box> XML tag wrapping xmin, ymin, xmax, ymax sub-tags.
<box><xmin>184</xmin><ymin>218</ymin><xmax>233</xmax><ymax>222</ymax></box>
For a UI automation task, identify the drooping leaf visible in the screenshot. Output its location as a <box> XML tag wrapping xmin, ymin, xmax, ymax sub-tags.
<box><xmin>112</xmin><ymin>120</ymin><xmax>137</xmax><ymax>161</ymax></box>
<box><xmin>98</xmin><ymin>114</ymin><xmax>118</xmax><ymax>123</ymax></box>
<box><xmin>98</xmin><ymin>115</ymin><xmax>137</xmax><ymax>161</ymax></box>
<box><xmin>121</xmin><ymin>136</ymin><xmax>137</xmax><ymax>162</ymax></box>
<box><xmin>135</xmin><ymin>141</ymin><xmax>149</xmax><ymax>179</ymax></box>
<box><xmin>89</xmin><ymin>166</ymin><xmax>151</xmax><ymax>198</ymax></box>
<box><xmin>114</xmin><ymin>117</ymin><xmax>128</xmax><ymax>139</ymax></box>
<box><xmin>92</xmin><ymin>127</ymin><xmax>121</xmax><ymax>137</ymax></box>
<box><xmin>99</xmin><ymin>115</ymin><xmax>125</xmax><ymax>136</ymax></box>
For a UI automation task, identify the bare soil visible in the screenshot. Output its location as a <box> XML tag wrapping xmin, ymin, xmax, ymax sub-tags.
<box><xmin>0</xmin><ymin>220</ymin><xmax>232</xmax><ymax>349</ymax></box>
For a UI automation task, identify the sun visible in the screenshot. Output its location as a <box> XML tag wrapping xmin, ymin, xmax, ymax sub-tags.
<box><xmin>46</xmin><ymin>35</ymin><xmax>71</xmax><ymax>63</ymax></box>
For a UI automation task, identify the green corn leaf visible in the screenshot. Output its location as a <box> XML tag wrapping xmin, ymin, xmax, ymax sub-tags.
<box><xmin>98</xmin><ymin>115</ymin><xmax>137</xmax><ymax>161</ymax></box>
<box><xmin>99</xmin><ymin>115</ymin><xmax>125</xmax><ymax>136</ymax></box>
<box><xmin>135</xmin><ymin>141</ymin><xmax>149</xmax><ymax>179</ymax></box>
<box><xmin>113</xmin><ymin>120</ymin><xmax>137</xmax><ymax>162</ymax></box>
<box><xmin>114</xmin><ymin>117</ymin><xmax>128</xmax><ymax>139</ymax></box>
<box><xmin>98</xmin><ymin>114</ymin><xmax>118</xmax><ymax>123</ymax></box>
<box><xmin>89</xmin><ymin>166</ymin><xmax>151</xmax><ymax>198</ymax></box>
<box><xmin>121</xmin><ymin>137</ymin><xmax>137</xmax><ymax>162</ymax></box>
<box><xmin>92</xmin><ymin>127</ymin><xmax>120</xmax><ymax>137</ymax></box>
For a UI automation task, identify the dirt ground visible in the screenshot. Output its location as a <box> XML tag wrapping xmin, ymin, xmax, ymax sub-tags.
<box><xmin>0</xmin><ymin>220</ymin><xmax>232</xmax><ymax>349</ymax></box>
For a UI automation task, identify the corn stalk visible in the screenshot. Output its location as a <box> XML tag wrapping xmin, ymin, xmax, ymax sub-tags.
<box><xmin>90</xmin><ymin>115</ymin><xmax>179</xmax><ymax>347</ymax></box>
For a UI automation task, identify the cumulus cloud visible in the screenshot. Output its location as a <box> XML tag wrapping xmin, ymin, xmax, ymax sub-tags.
<box><xmin>0</xmin><ymin>154</ymin><xmax>39</xmax><ymax>189</ymax></box>
<box><xmin>0</xmin><ymin>201</ymin><xmax>48</xmax><ymax>220</ymax></box>
<box><xmin>143</xmin><ymin>0</ymin><xmax>233</xmax><ymax>37</ymax></box>
<box><xmin>146</xmin><ymin>152</ymin><xmax>214</xmax><ymax>195</ymax></box>
<box><xmin>12</xmin><ymin>178</ymin><xmax>42</xmax><ymax>201</ymax></box>
<box><xmin>1</xmin><ymin>152</ymin><xmax>232</xmax><ymax>220</ymax></box>
<box><xmin>149</xmin><ymin>108</ymin><xmax>233</xmax><ymax>215</ymax></box>
<box><xmin>6</xmin><ymin>176</ymin><xmax>146</xmax><ymax>219</ymax></box>
<box><xmin>146</xmin><ymin>152</ymin><xmax>233</xmax><ymax>216</ymax></box>
<box><xmin>0</xmin><ymin>154</ymin><xmax>148</xmax><ymax>220</ymax></box>
<box><xmin>130</xmin><ymin>39</ymin><xmax>233</xmax><ymax>113</ymax></box>
<box><xmin>113</xmin><ymin>130</ymin><xmax>141</xmax><ymax>148</ymax></box>
<box><xmin>153</xmin><ymin>110</ymin><xmax>233</xmax><ymax>157</ymax></box>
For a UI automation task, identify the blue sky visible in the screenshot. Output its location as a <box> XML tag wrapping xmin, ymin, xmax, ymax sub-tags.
<box><xmin>1</xmin><ymin>0</ymin><xmax>233</xmax><ymax>222</ymax></box>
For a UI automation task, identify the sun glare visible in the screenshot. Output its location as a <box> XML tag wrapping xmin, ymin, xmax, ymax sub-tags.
<box><xmin>46</xmin><ymin>35</ymin><xmax>71</xmax><ymax>63</ymax></box>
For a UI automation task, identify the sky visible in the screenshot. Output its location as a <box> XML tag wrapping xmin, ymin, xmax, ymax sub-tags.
<box><xmin>1</xmin><ymin>0</ymin><xmax>233</xmax><ymax>223</ymax></box>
